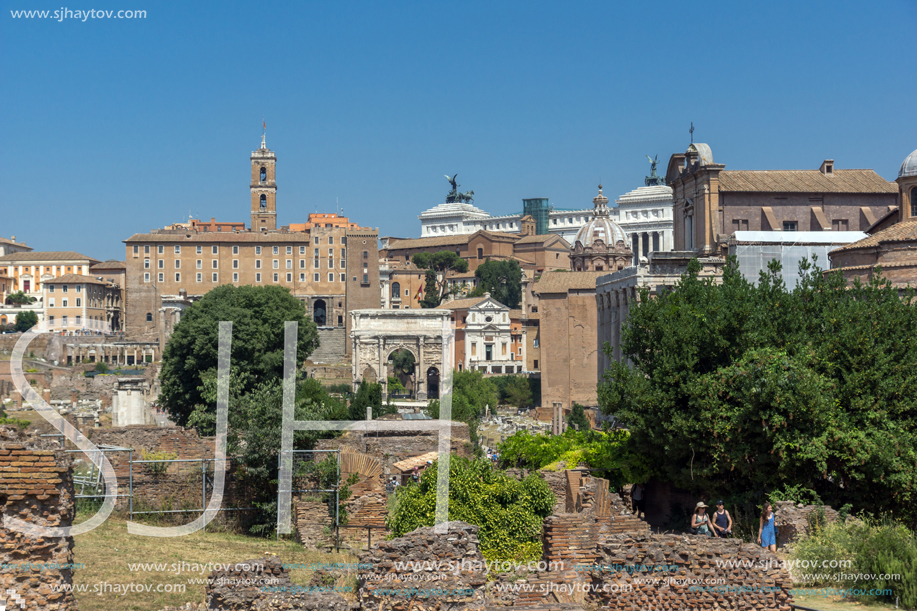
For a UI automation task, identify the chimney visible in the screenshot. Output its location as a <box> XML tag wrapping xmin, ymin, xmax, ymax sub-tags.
<box><xmin>10</xmin><ymin>236</ymin><xmax>15</xmax><ymax>243</ymax></box>
<box><xmin>820</xmin><ymin>159</ymin><xmax>834</xmax><ymax>175</ymax></box>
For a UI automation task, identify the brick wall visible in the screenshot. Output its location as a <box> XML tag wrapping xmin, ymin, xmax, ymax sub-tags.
<box><xmin>0</xmin><ymin>442</ymin><xmax>76</xmax><ymax>611</ymax></box>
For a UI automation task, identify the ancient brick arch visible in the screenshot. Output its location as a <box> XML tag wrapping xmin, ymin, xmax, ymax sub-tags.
<box><xmin>350</xmin><ymin>309</ymin><xmax>452</xmax><ymax>401</ymax></box>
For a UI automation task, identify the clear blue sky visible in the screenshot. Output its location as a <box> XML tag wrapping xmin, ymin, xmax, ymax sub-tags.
<box><xmin>2</xmin><ymin>0</ymin><xmax>915</xmax><ymax>261</ymax></box>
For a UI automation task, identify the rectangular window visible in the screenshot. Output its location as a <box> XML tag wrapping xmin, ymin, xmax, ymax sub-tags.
<box><xmin>832</xmin><ymin>219</ymin><xmax>849</xmax><ymax>231</ymax></box>
<box><xmin>196</xmin><ymin>259</ymin><xmax>202</xmax><ymax>269</ymax></box>
<box><xmin>329</xmin><ymin>260</ymin><xmax>334</xmax><ymax>269</ymax></box>
<box><xmin>286</xmin><ymin>246</ymin><xmax>292</xmax><ymax>255</ymax></box>
<box><xmin>255</xmin><ymin>246</ymin><xmax>262</xmax><ymax>255</ymax></box>
<box><xmin>75</xmin><ymin>285</ymin><xmax>81</xmax><ymax>293</ymax></box>
<box><xmin>49</xmin><ymin>298</ymin><xmax>55</xmax><ymax>307</ymax></box>
<box><xmin>62</xmin><ymin>299</ymin><xmax>68</xmax><ymax>307</ymax></box>
<box><xmin>49</xmin><ymin>285</ymin><xmax>55</xmax><ymax>293</ymax></box>
<box><xmin>273</xmin><ymin>273</ymin><xmax>279</xmax><ymax>282</ymax></box>
<box><xmin>299</xmin><ymin>246</ymin><xmax>305</xmax><ymax>255</ymax></box>
<box><xmin>732</xmin><ymin>219</ymin><xmax>749</xmax><ymax>231</ymax></box>
<box><xmin>62</xmin><ymin>315</ymin><xmax>68</xmax><ymax>327</ymax></box>
<box><xmin>362</xmin><ymin>273</ymin><xmax>368</xmax><ymax>283</ymax></box>
<box><xmin>328</xmin><ymin>237</ymin><xmax>334</xmax><ymax>245</ymax></box>
<box><xmin>272</xmin><ymin>259</ymin><xmax>279</xmax><ymax>269</ymax></box>
<box><xmin>313</xmin><ymin>236</ymin><xmax>318</xmax><ymax>245</ymax></box>
<box><xmin>49</xmin><ymin>315</ymin><xmax>54</xmax><ymax>324</ymax></box>
<box><xmin>314</xmin><ymin>273</ymin><xmax>319</xmax><ymax>282</ymax></box>
<box><xmin>133</xmin><ymin>245</ymin><xmax>139</xmax><ymax>255</ymax></box>
<box><xmin>196</xmin><ymin>273</ymin><xmax>202</xmax><ymax>282</ymax></box>
<box><xmin>233</xmin><ymin>272</ymin><xmax>238</xmax><ymax>282</ymax></box>
<box><xmin>196</xmin><ymin>246</ymin><xmax>202</xmax><ymax>254</ymax></box>
<box><xmin>212</xmin><ymin>273</ymin><xmax>218</xmax><ymax>282</ymax></box>
<box><xmin>256</xmin><ymin>273</ymin><xmax>261</xmax><ymax>282</ymax></box>
<box><xmin>341</xmin><ymin>248</ymin><xmax>346</xmax><ymax>257</ymax></box>
<box><xmin>314</xmin><ymin>258</ymin><xmax>320</xmax><ymax>268</ymax></box>
<box><xmin>340</xmin><ymin>273</ymin><xmax>345</xmax><ymax>282</ymax></box>
<box><xmin>286</xmin><ymin>273</ymin><xmax>292</xmax><ymax>282</ymax></box>
<box><xmin>175</xmin><ymin>273</ymin><xmax>180</xmax><ymax>282</ymax></box>
<box><xmin>299</xmin><ymin>273</ymin><xmax>305</xmax><ymax>281</ymax></box>
<box><xmin>502</xmin><ymin>344</ymin><xmax>507</xmax><ymax>355</ymax></box>
<box><xmin>340</xmin><ymin>259</ymin><xmax>345</xmax><ymax>269</ymax></box>
<box><xmin>143</xmin><ymin>245</ymin><xmax>150</xmax><ymax>255</ymax></box>
<box><xmin>75</xmin><ymin>316</ymin><xmax>81</xmax><ymax>325</ymax></box>
<box><xmin>144</xmin><ymin>259</ymin><xmax>150</xmax><ymax>269</ymax></box>
<box><xmin>62</xmin><ymin>285</ymin><xmax>68</xmax><ymax>293</ymax></box>
<box><xmin>286</xmin><ymin>259</ymin><xmax>292</xmax><ymax>269</ymax></box>
<box><xmin>272</xmin><ymin>246</ymin><xmax>279</xmax><ymax>255</ymax></box>
<box><xmin>174</xmin><ymin>245</ymin><xmax>180</xmax><ymax>254</ymax></box>
<box><xmin>158</xmin><ymin>245</ymin><xmax>164</xmax><ymax>254</ymax></box>
<box><xmin>175</xmin><ymin>259</ymin><xmax>181</xmax><ymax>269</ymax></box>
<box><xmin>232</xmin><ymin>245</ymin><xmax>239</xmax><ymax>255</ymax></box>
<box><xmin>783</xmin><ymin>221</ymin><xmax>798</xmax><ymax>231</ymax></box>
<box><xmin>158</xmin><ymin>259</ymin><xmax>164</xmax><ymax>269</ymax></box>
<box><xmin>405</xmin><ymin>289</ymin><xmax>409</xmax><ymax>296</ymax></box>
<box><xmin>144</xmin><ymin>273</ymin><xmax>150</xmax><ymax>282</ymax></box>
<box><xmin>327</xmin><ymin>273</ymin><xmax>334</xmax><ymax>282</ymax></box>
<box><xmin>212</xmin><ymin>260</ymin><xmax>218</xmax><ymax>269</ymax></box>
<box><xmin>255</xmin><ymin>260</ymin><xmax>261</xmax><ymax>269</ymax></box>
<box><xmin>212</xmin><ymin>246</ymin><xmax>218</xmax><ymax>254</ymax></box>
<box><xmin>534</xmin><ymin>339</ymin><xmax>539</xmax><ymax>348</ymax></box>
<box><xmin>314</xmin><ymin>248</ymin><xmax>319</xmax><ymax>257</ymax></box>
<box><xmin>328</xmin><ymin>248</ymin><xmax>334</xmax><ymax>257</ymax></box>
<box><xmin>158</xmin><ymin>273</ymin><xmax>164</xmax><ymax>282</ymax></box>
<box><xmin>363</xmin><ymin>250</ymin><xmax>368</xmax><ymax>259</ymax></box>
<box><xmin>471</xmin><ymin>343</ymin><xmax>477</xmax><ymax>356</ymax></box>
<box><xmin>299</xmin><ymin>259</ymin><xmax>305</xmax><ymax>269</ymax></box>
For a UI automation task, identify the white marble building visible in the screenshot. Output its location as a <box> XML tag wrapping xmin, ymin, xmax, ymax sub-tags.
<box><xmin>417</xmin><ymin>183</ymin><xmax>673</xmax><ymax>257</ymax></box>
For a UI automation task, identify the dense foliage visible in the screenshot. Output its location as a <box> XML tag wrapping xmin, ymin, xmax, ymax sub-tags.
<box><xmin>498</xmin><ymin>428</ymin><xmax>653</xmax><ymax>489</ymax></box>
<box><xmin>412</xmin><ymin>251</ymin><xmax>469</xmax><ymax>307</ymax></box>
<box><xmin>426</xmin><ymin>369</ymin><xmax>497</xmax><ymax>449</ymax></box>
<box><xmin>386</xmin><ymin>456</ymin><xmax>555</xmax><ymax>562</ymax></box>
<box><xmin>791</xmin><ymin>516</ymin><xmax>916</xmax><ymax>608</ymax></box>
<box><xmin>490</xmin><ymin>375</ymin><xmax>537</xmax><ymax>408</ymax></box>
<box><xmin>159</xmin><ymin>285</ymin><xmax>319</xmax><ymax>428</ymax></box>
<box><xmin>566</xmin><ymin>402</ymin><xmax>590</xmax><ymax>431</ymax></box>
<box><xmin>348</xmin><ymin>379</ymin><xmax>395</xmax><ymax>420</ymax></box>
<box><xmin>5</xmin><ymin>291</ymin><xmax>36</xmax><ymax>306</ymax></box>
<box><xmin>599</xmin><ymin>257</ymin><xmax>917</xmax><ymax>523</ymax></box>
<box><xmin>13</xmin><ymin>310</ymin><xmax>38</xmax><ymax>332</ymax></box>
<box><xmin>474</xmin><ymin>259</ymin><xmax>524</xmax><ymax>309</ymax></box>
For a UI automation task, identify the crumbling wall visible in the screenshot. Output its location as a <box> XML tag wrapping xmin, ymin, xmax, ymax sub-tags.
<box><xmin>774</xmin><ymin>500</ymin><xmax>842</xmax><ymax>547</ymax></box>
<box><xmin>0</xmin><ymin>441</ymin><xmax>76</xmax><ymax>611</ymax></box>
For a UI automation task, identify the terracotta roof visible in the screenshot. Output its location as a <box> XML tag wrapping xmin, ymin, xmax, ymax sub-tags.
<box><xmin>830</xmin><ymin>220</ymin><xmax>917</xmax><ymax>253</ymax></box>
<box><xmin>515</xmin><ymin>234</ymin><xmax>569</xmax><ymax>247</ymax></box>
<box><xmin>123</xmin><ymin>232</ymin><xmax>314</xmax><ymax>243</ymax></box>
<box><xmin>718</xmin><ymin>170</ymin><xmax>897</xmax><ymax>194</ymax></box>
<box><xmin>830</xmin><ymin>261</ymin><xmax>917</xmax><ymax>271</ymax></box>
<box><xmin>0</xmin><ymin>251</ymin><xmax>98</xmax><ymax>263</ymax></box>
<box><xmin>0</xmin><ymin>237</ymin><xmax>32</xmax><ymax>250</ymax></box>
<box><xmin>534</xmin><ymin>271</ymin><xmax>605</xmax><ymax>294</ymax></box>
<box><xmin>435</xmin><ymin>296</ymin><xmax>489</xmax><ymax>310</ymax></box>
<box><xmin>385</xmin><ymin>230</ymin><xmax>518</xmax><ymax>250</ymax></box>
<box><xmin>44</xmin><ymin>273</ymin><xmax>112</xmax><ymax>286</ymax></box>
<box><xmin>90</xmin><ymin>260</ymin><xmax>127</xmax><ymax>270</ymax></box>
<box><xmin>392</xmin><ymin>452</ymin><xmax>439</xmax><ymax>472</ymax></box>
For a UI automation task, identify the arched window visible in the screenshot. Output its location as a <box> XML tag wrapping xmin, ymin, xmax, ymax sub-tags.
<box><xmin>146</xmin><ymin>312</ymin><xmax>152</xmax><ymax>322</ymax></box>
<box><xmin>260</xmin><ymin>194</ymin><xmax>267</xmax><ymax>208</ymax></box>
<box><xmin>260</xmin><ymin>166</ymin><xmax>266</xmax><ymax>182</ymax></box>
<box><xmin>477</xmin><ymin>247</ymin><xmax>484</xmax><ymax>260</ymax></box>
<box><xmin>911</xmin><ymin>186</ymin><xmax>917</xmax><ymax>218</ymax></box>
<box><xmin>391</xmin><ymin>282</ymin><xmax>401</xmax><ymax>299</ymax></box>
<box><xmin>313</xmin><ymin>299</ymin><xmax>326</xmax><ymax>326</ymax></box>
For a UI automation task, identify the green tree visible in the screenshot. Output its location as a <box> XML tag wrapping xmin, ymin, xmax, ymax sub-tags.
<box><xmin>5</xmin><ymin>291</ymin><xmax>36</xmax><ymax>306</ymax></box>
<box><xmin>426</xmin><ymin>369</ymin><xmax>498</xmax><ymax>452</ymax></box>
<box><xmin>386</xmin><ymin>456</ymin><xmax>555</xmax><ymax>562</ymax></box>
<box><xmin>390</xmin><ymin>349</ymin><xmax>415</xmax><ymax>377</ymax></box>
<box><xmin>598</xmin><ymin>256</ymin><xmax>917</xmax><ymax>522</ymax></box>
<box><xmin>349</xmin><ymin>379</ymin><xmax>394</xmax><ymax>420</ymax></box>
<box><xmin>13</xmin><ymin>310</ymin><xmax>38</xmax><ymax>332</ymax></box>
<box><xmin>412</xmin><ymin>251</ymin><xmax>469</xmax><ymax>307</ymax></box>
<box><xmin>158</xmin><ymin>285</ymin><xmax>319</xmax><ymax>429</ymax></box>
<box><xmin>567</xmin><ymin>402</ymin><xmax>590</xmax><ymax>431</ymax></box>
<box><xmin>474</xmin><ymin>260</ymin><xmax>524</xmax><ymax>309</ymax></box>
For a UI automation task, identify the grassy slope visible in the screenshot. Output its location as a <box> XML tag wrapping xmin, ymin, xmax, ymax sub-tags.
<box><xmin>72</xmin><ymin>516</ymin><xmax>356</xmax><ymax>611</ymax></box>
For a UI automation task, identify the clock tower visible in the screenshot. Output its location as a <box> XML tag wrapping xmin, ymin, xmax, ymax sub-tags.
<box><xmin>251</xmin><ymin>134</ymin><xmax>277</xmax><ymax>231</ymax></box>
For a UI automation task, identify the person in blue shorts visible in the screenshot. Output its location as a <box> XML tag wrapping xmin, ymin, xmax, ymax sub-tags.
<box><xmin>757</xmin><ymin>502</ymin><xmax>777</xmax><ymax>551</ymax></box>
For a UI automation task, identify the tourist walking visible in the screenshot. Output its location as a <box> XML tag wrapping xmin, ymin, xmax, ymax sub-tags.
<box><xmin>758</xmin><ymin>502</ymin><xmax>777</xmax><ymax>551</ymax></box>
<box><xmin>631</xmin><ymin>483</ymin><xmax>645</xmax><ymax>519</ymax></box>
<box><xmin>712</xmin><ymin>500</ymin><xmax>732</xmax><ymax>537</ymax></box>
<box><xmin>690</xmin><ymin>502</ymin><xmax>711</xmax><ymax>537</ymax></box>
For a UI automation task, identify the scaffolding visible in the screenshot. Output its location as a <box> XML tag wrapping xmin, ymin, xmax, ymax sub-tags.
<box><xmin>523</xmin><ymin>198</ymin><xmax>550</xmax><ymax>235</ymax></box>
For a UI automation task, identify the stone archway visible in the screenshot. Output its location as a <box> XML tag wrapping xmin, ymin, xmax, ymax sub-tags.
<box><xmin>351</xmin><ymin>310</ymin><xmax>452</xmax><ymax>401</ymax></box>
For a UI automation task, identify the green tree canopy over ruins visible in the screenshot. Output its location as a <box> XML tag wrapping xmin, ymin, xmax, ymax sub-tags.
<box><xmin>412</xmin><ymin>251</ymin><xmax>469</xmax><ymax>307</ymax></box>
<box><xmin>599</xmin><ymin>257</ymin><xmax>917</xmax><ymax>523</ymax></box>
<box><xmin>158</xmin><ymin>284</ymin><xmax>319</xmax><ymax>428</ymax></box>
<box><xmin>474</xmin><ymin>259</ymin><xmax>524</xmax><ymax>309</ymax></box>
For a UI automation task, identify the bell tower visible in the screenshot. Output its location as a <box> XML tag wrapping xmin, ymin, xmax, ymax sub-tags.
<box><xmin>251</xmin><ymin>134</ymin><xmax>277</xmax><ymax>231</ymax></box>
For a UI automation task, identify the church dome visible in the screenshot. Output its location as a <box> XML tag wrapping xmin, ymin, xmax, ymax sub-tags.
<box><xmin>573</xmin><ymin>186</ymin><xmax>627</xmax><ymax>247</ymax></box>
<box><xmin>900</xmin><ymin>149</ymin><xmax>917</xmax><ymax>179</ymax></box>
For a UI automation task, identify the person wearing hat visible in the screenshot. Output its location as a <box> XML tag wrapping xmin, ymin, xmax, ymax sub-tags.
<box><xmin>690</xmin><ymin>502</ymin><xmax>712</xmax><ymax>536</ymax></box>
<box><xmin>712</xmin><ymin>500</ymin><xmax>732</xmax><ymax>538</ymax></box>
<box><xmin>411</xmin><ymin>466</ymin><xmax>420</xmax><ymax>483</ymax></box>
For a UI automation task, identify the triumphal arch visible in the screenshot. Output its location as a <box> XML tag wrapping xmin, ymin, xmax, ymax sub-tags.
<box><xmin>350</xmin><ymin>309</ymin><xmax>452</xmax><ymax>401</ymax></box>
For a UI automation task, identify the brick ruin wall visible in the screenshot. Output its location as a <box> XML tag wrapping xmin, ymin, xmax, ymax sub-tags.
<box><xmin>0</xmin><ymin>442</ymin><xmax>76</xmax><ymax>611</ymax></box>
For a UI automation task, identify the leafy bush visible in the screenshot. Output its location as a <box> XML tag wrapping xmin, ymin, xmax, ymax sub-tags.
<box><xmin>497</xmin><ymin>428</ymin><xmax>653</xmax><ymax>490</ymax></box>
<box><xmin>0</xmin><ymin>418</ymin><xmax>31</xmax><ymax>430</ymax></box>
<box><xmin>140</xmin><ymin>450</ymin><xmax>177</xmax><ymax>476</ymax></box>
<box><xmin>791</xmin><ymin>517</ymin><xmax>916</xmax><ymax>608</ymax></box>
<box><xmin>386</xmin><ymin>456</ymin><xmax>555</xmax><ymax>562</ymax></box>
<box><xmin>94</xmin><ymin>362</ymin><xmax>109</xmax><ymax>374</ymax></box>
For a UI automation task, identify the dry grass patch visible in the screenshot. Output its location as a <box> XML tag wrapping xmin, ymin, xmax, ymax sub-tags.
<box><xmin>72</xmin><ymin>515</ymin><xmax>357</xmax><ymax>611</ymax></box>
